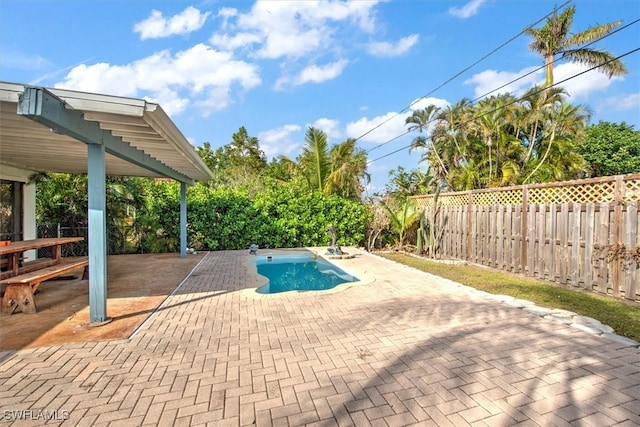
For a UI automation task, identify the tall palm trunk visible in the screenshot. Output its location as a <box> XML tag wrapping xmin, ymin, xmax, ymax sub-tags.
<box><xmin>545</xmin><ymin>54</ymin><xmax>555</xmax><ymax>88</ymax></box>
<box><xmin>525</xmin><ymin>126</ymin><xmax>557</xmax><ymax>183</ymax></box>
<box><xmin>524</xmin><ymin>121</ymin><xmax>540</xmax><ymax>165</ymax></box>
<box><xmin>314</xmin><ymin>149</ymin><xmax>323</xmax><ymax>193</ymax></box>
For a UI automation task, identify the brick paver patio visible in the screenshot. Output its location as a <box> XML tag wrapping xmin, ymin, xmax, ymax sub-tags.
<box><xmin>1</xmin><ymin>249</ymin><xmax>638</xmax><ymax>426</ymax></box>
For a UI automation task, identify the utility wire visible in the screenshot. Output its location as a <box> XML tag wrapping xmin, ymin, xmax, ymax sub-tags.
<box><xmin>366</xmin><ymin>46</ymin><xmax>640</xmax><ymax>166</ymax></box>
<box><xmin>465</xmin><ymin>17</ymin><xmax>640</xmax><ymax>106</ymax></box>
<box><xmin>365</xmin><ymin>16</ymin><xmax>640</xmax><ymax>156</ymax></box>
<box><xmin>354</xmin><ymin>0</ymin><xmax>574</xmax><ymax>144</ymax></box>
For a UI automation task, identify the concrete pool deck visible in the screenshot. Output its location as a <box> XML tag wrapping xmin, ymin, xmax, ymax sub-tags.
<box><xmin>0</xmin><ymin>248</ymin><xmax>638</xmax><ymax>426</ymax></box>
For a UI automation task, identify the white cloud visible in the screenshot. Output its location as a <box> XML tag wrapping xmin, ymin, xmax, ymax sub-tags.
<box><xmin>275</xmin><ymin>60</ymin><xmax>348</xmax><ymax>90</ymax></box>
<box><xmin>134</xmin><ymin>7</ymin><xmax>210</xmax><ymax>40</ymax></box>
<box><xmin>366</xmin><ymin>34</ymin><xmax>419</xmax><ymax>57</ymax></box>
<box><xmin>603</xmin><ymin>93</ymin><xmax>640</xmax><ymax>111</ymax></box>
<box><xmin>346</xmin><ymin>112</ymin><xmax>409</xmax><ymax>144</ymax></box>
<box><xmin>257</xmin><ymin>26</ymin><xmax>327</xmax><ymax>60</ymax></box>
<box><xmin>210</xmin><ymin>0</ymin><xmax>379</xmax><ymax>60</ymax></box>
<box><xmin>448</xmin><ymin>0</ymin><xmax>486</xmax><ymax>18</ymax></box>
<box><xmin>464</xmin><ymin>66</ymin><xmax>542</xmax><ymax>98</ymax></box>
<box><xmin>205</xmin><ymin>1</ymin><xmax>393</xmax><ymax>89</ymax></box>
<box><xmin>553</xmin><ymin>62</ymin><xmax>623</xmax><ymax>99</ymax></box>
<box><xmin>55</xmin><ymin>43</ymin><xmax>261</xmax><ymax>116</ymax></box>
<box><xmin>345</xmin><ymin>97</ymin><xmax>449</xmax><ymax>146</ymax></box>
<box><xmin>408</xmin><ymin>96</ymin><xmax>450</xmax><ymax>111</ymax></box>
<box><xmin>297</xmin><ymin>60</ymin><xmax>348</xmax><ymax>84</ymax></box>
<box><xmin>310</xmin><ymin>118</ymin><xmax>342</xmax><ymax>139</ymax></box>
<box><xmin>465</xmin><ymin>62</ymin><xmax>626</xmax><ymax>103</ymax></box>
<box><xmin>145</xmin><ymin>87</ymin><xmax>190</xmax><ymax>116</ymax></box>
<box><xmin>218</xmin><ymin>7</ymin><xmax>238</xmax><ymax>19</ymax></box>
<box><xmin>209</xmin><ymin>32</ymin><xmax>262</xmax><ymax>51</ymax></box>
<box><xmin>258</xmin><ymin>124</ymin><xmax>302</xmax><ymax>159</ymax></box>
<box><xmin>259</xmin><ymin>124</ymin><xmax>302</xmax><ymax>143</ymax></box>
<box><xmin>59</xmin><ymin>62</ymin><xmax>139</xmax><ymax>96</ymax></box>
<box><xmin>216</xmin><ymin>7</ymin><xmax>238</xmax><ymax>33</ymax></box>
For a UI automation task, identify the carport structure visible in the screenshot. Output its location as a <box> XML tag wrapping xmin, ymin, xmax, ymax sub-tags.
<box><xmin>0</xmin><ymin>82</ymin><xmax>213</xmax><ymax>323</ymax></box>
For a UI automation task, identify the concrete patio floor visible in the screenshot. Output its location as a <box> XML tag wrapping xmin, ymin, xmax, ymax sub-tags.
<box><xmin>0</xmin><ymin>248</ymin><xmax>638</xmax><ymax>426</ymax></box>
<box><xmin>0</xmin><ymin>253</ymin><xmax>206</xmax><ymax>350</ymax></box>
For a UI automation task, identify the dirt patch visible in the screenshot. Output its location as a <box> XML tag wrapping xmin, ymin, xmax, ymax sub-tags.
<box><xmin>0</xmin><ymin>252</ymin><xmax>205</xmax><ymax>350</ymax></box>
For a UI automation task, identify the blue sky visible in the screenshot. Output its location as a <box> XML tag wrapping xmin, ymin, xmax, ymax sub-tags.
<box><xmin>1</xmin><ymin>0</ymin><xmax>639</xmax><ymax>194</ymax></box>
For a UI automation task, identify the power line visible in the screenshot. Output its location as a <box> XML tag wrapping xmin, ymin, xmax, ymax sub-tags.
<box><xmin>354</xmin><ymin>0</ymin><xmax>574</xmax><ymax>144</ymax></box>
<box><xmin>363</xmin><ymin>15</ymin><xmax>639</xmax><ymax>159</ymax></box>
<box><xmin>362</xmin><ymin>10</ymin><xmax>638</xmax><ymax>159</ymax></box>
<box><xmin>366</xmin><ymin>46</ymin><xmax>640</xmax><ymax>166</ymax></box>
<box><xmin>370</xmin><ymin>15</ymin><xmax>640</xmax><ymax>156</ymax></box>
<box><xmin>365</xmin><ymin>130</ymin><xmax>411</xmax><ymax>154</ymax></box>
<box><xmin>465</xmin><ymin>17</ymin><xmax>640</xmax><ymax>106</ymax></box>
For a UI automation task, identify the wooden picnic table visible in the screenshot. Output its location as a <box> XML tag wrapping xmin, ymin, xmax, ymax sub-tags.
<box><xmin>0</xmin><ymin>237</ymin><xmax>84</xmax><ymax>280</ymax></box>
<box><xmin>0</xmin><ymin>237</ymin><xmax>87</xmax><ymax>315</ymax></box>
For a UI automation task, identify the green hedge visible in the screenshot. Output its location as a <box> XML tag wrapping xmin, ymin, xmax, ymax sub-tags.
<box><xmin>150</xmin><ymin>181</ymin><xmax>369</xmax><ymax>251</ymax></box>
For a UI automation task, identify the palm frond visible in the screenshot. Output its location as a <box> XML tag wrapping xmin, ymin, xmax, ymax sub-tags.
<box><xmin>299</xmin><ymin>127</ymin><xmax>330</xmax><ymax>193</ymax></box>
<box><xmin>566</xmin><ymin>20</ymin><xmax>622</xmax><ymax>46</ymax></box>
<box><xmin>563</xmin><ymin>49</ymin><xmax>628</xmax><ymax>77</ymax></box>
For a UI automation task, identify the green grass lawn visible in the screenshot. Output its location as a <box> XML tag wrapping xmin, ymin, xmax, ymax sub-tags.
<box><xmin>380</xmin><ymin>253</ymin><xmax>640</xmax><ymax>342</ymax></box>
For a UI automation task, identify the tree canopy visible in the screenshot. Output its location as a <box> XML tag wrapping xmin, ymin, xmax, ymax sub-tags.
<box><xmin>405</xmin><ymin>87</ymin><xmax>591</xmax><ymax>191</ymax></box>
<box><xmin>579</xmin><ymin>121</ymin><xmax>640</xmax><ymax>177</ymax></box>
<box><xmin>195</xmin><ymin>126</ymin><xmax>268</xmax><ymax>194</ymax></box>
<box><xmin>277</xmin><ymin>127</ymin><xmax>369</xmax><ymax>200</ymax></box>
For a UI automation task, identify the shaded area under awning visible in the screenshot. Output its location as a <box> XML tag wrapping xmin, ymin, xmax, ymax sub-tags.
<box><xmin>0</xmin><ymin>82</ymin><xmax>213</xmax><ymax>323</ymax></box>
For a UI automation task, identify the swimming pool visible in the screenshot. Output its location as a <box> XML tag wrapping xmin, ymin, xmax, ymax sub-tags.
<box><xmin>255</xmin><ymin>253</ymin><xmax>359</xmax><ymax>294</ymax></box>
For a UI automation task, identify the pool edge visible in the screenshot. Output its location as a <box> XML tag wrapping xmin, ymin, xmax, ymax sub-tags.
<box><xmin>241</xmin><ymin>246</ymin><xmax>376</xmax><ymax>299</ymax></box>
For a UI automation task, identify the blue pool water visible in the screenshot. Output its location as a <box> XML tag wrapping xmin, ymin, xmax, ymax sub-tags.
<box><xmin>256</xmin><ymin>254</ymin><xmax>359</xmax><ymax>294</ymax></box>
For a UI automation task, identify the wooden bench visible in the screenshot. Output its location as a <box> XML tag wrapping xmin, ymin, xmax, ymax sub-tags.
<box><xmin>0</xmin><ymin>258</ymin><xmax>56</xmax><ymax>281</ymax></box>
<box><xmin>0</xmin><ymin>257</ymin><xmax>88</xmax><ymax>315</ymax></box>
<box><xmin>0</xmin><ymin>255</ymin><xmax>24</xmax><ymax>271</ymax></box>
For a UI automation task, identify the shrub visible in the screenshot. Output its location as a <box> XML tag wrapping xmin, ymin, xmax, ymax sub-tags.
<box><xmin>183</xmin><ymin>182</ymin><xmax>369</xmax><ymax>250</ymax></box>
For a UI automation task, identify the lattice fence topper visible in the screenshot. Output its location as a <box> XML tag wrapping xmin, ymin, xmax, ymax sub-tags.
<box><xmin>627</xmin><ymin>179</ymin><xmax>640</xmax><ymax>201</ymax></box>
<box><xmin>411</xmin><ymin>174</ymin><xmax>640</xmax><ymax>207</ymax></box>
<box><xmin>474</xmin><ymin>189</ymin><xmax>522</xmax><ymax>206</ymax></box>
<box><xmin>528</xmin><ymin>181</ymin><xmax>616</xmax><ymax>204</ymax></box>
<box><xmin>414</xmin><ymin>193</ymin><xmax>468</xmax><ymax>210</ymax></box>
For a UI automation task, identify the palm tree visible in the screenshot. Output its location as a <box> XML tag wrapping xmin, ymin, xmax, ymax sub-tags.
<box><xmin>380</xmin><ymin>196</ymin><xmax>418</xmax><ymax>249</ymax></box>
<box><xmin>298</xmin><ymin>127</ymin><xmax>330</xmax><ymax>193</ymax></box>
<box><xmin>433</xmin><ymin>99</ymin><xmax>473</xmax><ymax>169</ymax></box>
<box><xmin>473</xmin><ymin>94</ymin><xmax>518</xmax><ymax>185</ymax></box>
<box><xmin>406</xmin><ymin>106</ymin><xmax>449</xmax><ymax>185</ymax></box>
<box><xmin>517</xmin><ymin>86</ymin><xmax>567</xmax><ymax>166</ymax></box>
<box><xmin>326</xmin><ymin>138</ymin><xmax>370</xmax><ymax>200</ymax></box>
<box><xmin>524</xmin><ymin>101</ymin><xmax>591</xmax><ymax>183</ymax></box>
<box><xmin>449</xmin><ymin>158</ymin><xmax>483</xmax><ymax>191</ymax></box>
<box><xmin>385</xmin><ymin>166</ymin><xmax>433</xmax><ymax>198</ymax></box>
<box><xmin>525</xmin><ymin>5</ymin><xmax>627</xmax><ymax>88</ymax></box>
<box><xmin>280</xmin><ymin>127</ymin><xmax>370</xmax><ymax>199</ymax></box>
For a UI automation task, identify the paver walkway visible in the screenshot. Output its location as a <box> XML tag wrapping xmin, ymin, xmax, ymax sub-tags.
<box><xmin>1</xmin><ymin>249</ymin><xmax>638</xmax><ymax>426</ymax></box>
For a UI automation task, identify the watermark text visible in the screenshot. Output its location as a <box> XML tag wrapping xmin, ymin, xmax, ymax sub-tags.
<box><xmin>3</xmin><ymin>409</ymin><xmax>70</xmax><ymax>421</ymax></box>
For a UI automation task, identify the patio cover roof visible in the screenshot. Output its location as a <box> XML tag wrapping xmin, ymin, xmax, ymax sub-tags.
<box><xmin>0</xmin><ymin>82</ymin><xmax>211</xmax><ymax>323</ymax></box>
<box><xmin>0</xmin><ymin>81</ymin><xmax>213</xmax><ymax>183</ymax></box>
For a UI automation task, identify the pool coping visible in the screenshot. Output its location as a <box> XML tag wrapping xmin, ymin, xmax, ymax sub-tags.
<box><xmin>240</xmin><ymin>246</ymin><xmax>376</xmax><ymax>299</ymax></box>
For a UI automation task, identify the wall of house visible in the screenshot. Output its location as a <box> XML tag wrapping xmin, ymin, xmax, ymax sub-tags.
<box><xmin>0</xmin><ymin>165</ymin><xmax>37</xmax><ymax>260</ymax></box>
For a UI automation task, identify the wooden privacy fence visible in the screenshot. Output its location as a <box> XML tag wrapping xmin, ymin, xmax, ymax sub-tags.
<box><xmin>412</xmin><ymin>174</ymin><xmax>640</xmax><ymax>301</ymax></box>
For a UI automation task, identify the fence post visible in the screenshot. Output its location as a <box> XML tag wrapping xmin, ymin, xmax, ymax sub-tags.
<box><xmin>466</xmin><ymin>191</ymin><xmax>473</xmax><ymax>262</ymax></box>
<box><xmin>520</xmin><ymin>185</ymin><xmax>529</xmax><ymax>275</ymax></box>
<box><xmin>612</xmin><ymin>175</ymin><xmax>625</xmax><ymax>297</ymax></box>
